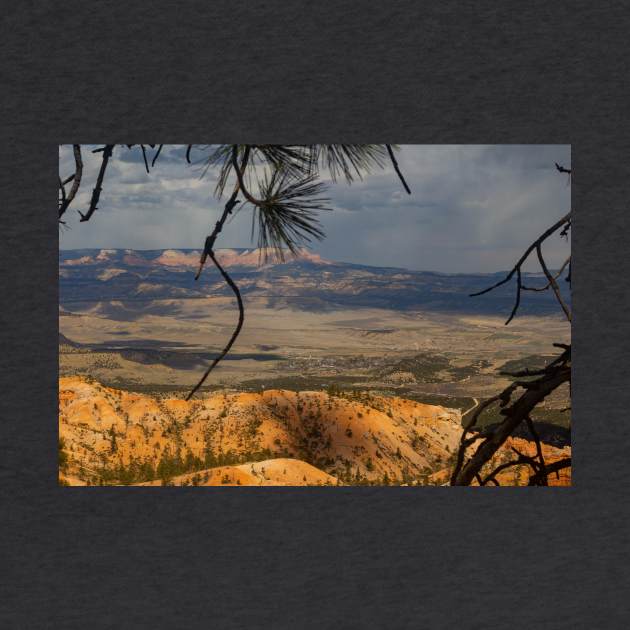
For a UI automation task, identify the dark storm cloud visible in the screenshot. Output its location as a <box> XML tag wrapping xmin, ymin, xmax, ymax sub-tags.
<box><xmin>58</xmin><ymin>145</ymin><xmax>570</xmax><ymax>272</ymax></box>
<box><xmin>313</xmin><ymin>145</ymin><xmax>571</xmax><ymax>271</ymax></box>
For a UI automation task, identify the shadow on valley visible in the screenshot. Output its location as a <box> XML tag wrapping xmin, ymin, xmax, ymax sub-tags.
<box><xmin>60</xmin><ymin>333</ymin><xmax>283</xmax><ymax>369</ymax></box>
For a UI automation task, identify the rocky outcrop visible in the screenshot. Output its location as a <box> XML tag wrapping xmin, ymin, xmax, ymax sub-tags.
<box><xmin>59</xmin><ymin>376</ymin><xmax>462</xmax><ymax>486</ymax></box>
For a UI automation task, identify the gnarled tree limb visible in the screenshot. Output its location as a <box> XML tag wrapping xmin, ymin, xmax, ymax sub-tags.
<box><xmin>452</xmin><ymin>348</ymin><xmax>570</xmax><ymax>486</ymax></box>
<box><xmin>386</xmin><ymin>144</ymin><xmax>411</xmax><ymax>194</ymax></box>
<box><xmin>58</xmin><ymin>145</ymin><xmax>83</xmax><ymax>220</ymax></box>
<box><xmin>78</xmin><ymin>145</ymin><xmax>114</xmax><ymax>222</ymax></box>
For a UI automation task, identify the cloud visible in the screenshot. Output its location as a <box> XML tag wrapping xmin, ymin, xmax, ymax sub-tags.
<box><xmin>58</xmin><ymin>144</ymin><xmax>570</xmax><ymax>272</ymax></box>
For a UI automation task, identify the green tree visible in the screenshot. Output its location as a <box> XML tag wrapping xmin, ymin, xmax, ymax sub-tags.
<box><xmin>58</xmin><ymin>438</ymin><xmax>69</xmax><ymax>474</ymax></box>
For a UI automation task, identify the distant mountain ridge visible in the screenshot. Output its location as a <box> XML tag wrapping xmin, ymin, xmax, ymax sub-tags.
<box><xmin>60</xmin><ymin>247</ymin><xmax>330</xmax><ymax>269</ymax></box>
<box><xmin>59</xmin><ymin>248</ymin><xmax>569</xmax><ymax>316</ymax></box>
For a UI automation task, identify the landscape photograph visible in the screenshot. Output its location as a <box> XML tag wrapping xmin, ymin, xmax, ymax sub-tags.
<box><xmin>58</xmin><ymin>144</ymin><xmax>572</xmax><ymax>486</ymax></box>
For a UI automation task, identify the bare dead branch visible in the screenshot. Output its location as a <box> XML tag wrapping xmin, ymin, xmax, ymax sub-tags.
<box><xmin>463</xmin><ymin>386</ymin><xmax>518</xmax><ymax>432</ymax></box>
<box><xmin>526</xmin><ymin>417</ymin><xmax>547</xmax><ymax>485</ymax></box>
<box><xmin>140</xmin><ymin>144</ymin><xmax>150</xmax><ymax>173</ymax></box>
<box><xmin>186</xmin><ymin>147</ymin><xmax>252</xmax><ymax>400</ymax></box>
<box><xmin>78</xmin><ymin>145</ymin><xmax>114</xmax><ymax>222</ymax></box>
<box><xmin>536</xmin><ymin>243</ymin><xmax>571</xmax><ymax>322</ymax></box>
<box><xmin>58</xmin><ymin>145</ymin><xmax>83</xmax><ymax>220</ymax></box>
<box><xmin>451</xmin><ymin>385</ymin><xmax>518</xmax><ymax>483</ymax></box>
<box><xmin>59</xmin><ymin>176</ymin><xmax>66</xmax><ymax>205</ymax></box>
<box><xmin>386</xmin><ymin>144</ymin><xmax>411</xmax><ymax>194</ymax></box>
<box><xmin>151</xmin><ymin>144</ymin><xmax>164</xmax><ymax>168</ymax></box>
<box><xmin>553</xmin><ymin>342</ymin><xmax>570</xmax><ymax>350</ymax></box>
<box><xmin>194</xmin><ymin>195</ymin><xmax>241</xmax><ymax>281</ymax></box>
<box><xmin>479</xmin><ymin>455</ymin><xmax>532</xmax><ymax>486</ymax></box>
<box><xmin>522</xmin><ymin>256</ymin><xmax>571</xmax><ymax>292</ymax></box>
<box><xmin>505</xmin><ymin>267</ymin><xmax>522</xmax><ymax>325</ymax></box>
<box><xmin>528</xmin><ymin>457</ymin><xmax>571</xmax><ymax>486</ymax></box>
<box><xmin>446</xmin><ymin>163</ymin><xmax>572</xmax><ymax>485</ymax></box>
<box><xmin>186</xmin><ymin>248</ymin><xmax>245</xmax><ymax>401</ymax></box>
<box><xmin>469</xmin><ymin>211</ymin><xmax>570</xmax><ymax>325</ymax></box>
<box><xmin>470</xmin><ymin>212</ymin><xmax>570</xmax><ymax>297</ymax></box>
<box><xmin>452</xmin><ymin>351</ymin><xmax>570</xmax><ymax>486</ymax></box>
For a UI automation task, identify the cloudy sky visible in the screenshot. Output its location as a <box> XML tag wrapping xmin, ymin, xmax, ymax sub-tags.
<box><xmin>59</xmin><ymin>145</ymin><xmax>571</xmax><ymax>273</ymax></box>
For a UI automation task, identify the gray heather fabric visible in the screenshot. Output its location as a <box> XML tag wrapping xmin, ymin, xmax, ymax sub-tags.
<box><xmin>1</xmin><ymin>1</ymin><xmax>629</xmax><ymax>628</ymax></box>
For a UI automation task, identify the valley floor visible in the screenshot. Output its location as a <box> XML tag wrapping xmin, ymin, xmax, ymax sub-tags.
<box><xmin>60</xmin><ymin>303</ymin><xmax>571</xmax><ymax>421</ymax></box>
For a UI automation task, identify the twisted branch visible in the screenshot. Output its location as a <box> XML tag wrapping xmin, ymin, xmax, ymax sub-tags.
<box><xmin>58</xmin><ymin>145</ymin><xmax>83</xmax><ymax>220</ymax></box>
<box><xmin>386</xmin><ymin>144</ymin><xmax>411</xmax><ymax>194</ymax></box>
<box><xmin>78</xmin><ymin>145</ymin><xmax>114</xmax><ymax>222</ymax></box>
<box><xmin>151</xmin><ymin>144</ymin><xmax>164</xmax><ymax>168</ymax></box>
<box><xmin>186</xmin><ymin>246</ymin><xmax>244</xmax><ymax>401</ymax></box>
<box><xmin>526</xmin><ymin>416</ymin><xmax>547</xmax><ymax>485</ymax></box>
<box><xmin>186</xmin><ymin>146</ymin><xmax>250</xmax><ymax>399</ymax></box>
<box><xmin>522</xmin><ymin>256</ymin><xmax>571</xmax><ymax>292</ymax></box>
<box><xmin>536</xmin><ymin>243</ymin><xmax>571</xmax><ymax>322</ymax></box>
<box><xmin>528</xmin><ymin>457</ymin><xmax>571</xmax><ymax>485</ymax></box>
<box><xmin>451</xmin><ymin>347</ymin><xmax>570</xmax><ymax>486</ymax></box>
<box><xmin>470</xmin><ymin>211</ymin><xmax>571</xmax><ymax>325</ymax></box>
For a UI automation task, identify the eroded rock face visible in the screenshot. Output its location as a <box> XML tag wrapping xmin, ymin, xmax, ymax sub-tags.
<box><xmin>138</xmin><ymin>458</ymin><xmax>340</xmax><ymax>487</ymax></box>
<box><xmin>59</xmin><ymin>376</ymin><xmax>463</xmax><ymax>486</ymax></box>
<box><xmin>59</xmin><ymin>376</ymin><xmax>570</xmax><ymax>486</ymax></box>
